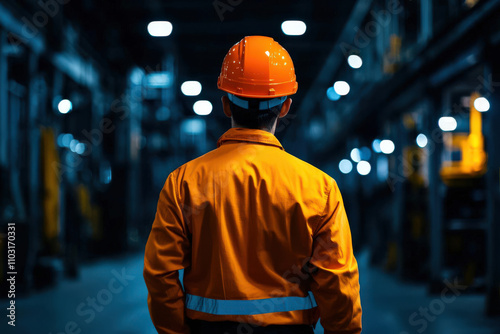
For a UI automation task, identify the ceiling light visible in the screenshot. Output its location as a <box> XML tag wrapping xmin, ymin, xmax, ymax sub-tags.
<box><xmin>474</xmin><ymin>97</ymin><xmax>490</xmax><ymax>112</ymax></box>
<box><xmin>334</xmin><ymin>81</ymin><xmax>350</xmax><ymax>96</ymax></box>
<box><xmin>357</xmin><ymin>161</ymin><xmax>371</xmax><ymax>175</ymax></box>
<box><xmin>339</xmin><ymin>159</ymin><xmax>353</xmax><ymax>174</ymax></box>
<box><xmin>372</xmin><ymin>139</ymin><xmax>381</xmax><ymax>153</ymax></box>
<box><xmin>193</xmin><ymin>100</ymin><xmax>212</xmax><ymax>116</ymax></box>
<box><xmin>181</xmin><ymin>81</ymin><xmax>202</xmax><ymax>96</ymax></box>
<box><xmin>438</xmin><ymin>116</ymin><xmax>457</xmax><ymax>131</ymax></box>
<box><xmin>58</xmin><ymin>99</ymin><xmax>72</xmax><ymax>114</ymax></box>
<box><xmin>348</xmin><ymin>55</ymin><xmax>363</xmax><ymax>69</ymax></box>
<box><xmin>380</xmin><ymin>140</ymin><xmax>395</xmax><ymax>154</ymax></box>
<box><xmin>147</xmin><ymin>21</ymin><xmax>173</xmax><ymax>37</ymax></box>
<box><xmin>350</xmin><ymin>148</ymin><xmax>361</xmax><ymax>163</ymax></box>
<box><xmin>326</xmin><ymin>87</ymin><xmax>340</xmax><ymax>101</ymax></box>
<box><xmin>416</xmin><ymin>133</ymin><xmax>428</xmax><ymax>148</ymax></box>
<box><xmin>281</xmin><ymin>20</ymin><xmax>307</xmax><ymax>36</ymax></box>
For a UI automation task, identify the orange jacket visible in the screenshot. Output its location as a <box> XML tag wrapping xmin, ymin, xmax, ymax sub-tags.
<box><xmin>144</xmin><ymin>128</ymin><xmax>362</xmax><ymax>334</ymax></box>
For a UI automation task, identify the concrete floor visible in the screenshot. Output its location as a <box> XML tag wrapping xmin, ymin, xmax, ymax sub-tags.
<box><xmin>5</xmin><ymin>251</ymin><xmax>500</xmax><ymax>334</ymax></box>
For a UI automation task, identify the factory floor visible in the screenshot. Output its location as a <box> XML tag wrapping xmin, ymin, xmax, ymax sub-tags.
<box><xmin>8</xmin><ymin>251</ymin><xmax>500</xmax><ymax>334</ymax></box>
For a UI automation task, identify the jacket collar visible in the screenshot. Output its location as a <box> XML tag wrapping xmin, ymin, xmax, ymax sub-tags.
<box><xmin>217</xmin><ymin>128</ymin><xmax>284</xmax><ymax>151</ymax></box>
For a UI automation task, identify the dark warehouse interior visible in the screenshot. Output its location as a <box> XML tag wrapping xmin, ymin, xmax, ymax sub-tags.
<box><xmin>1</xmin><ymin>0</ymin><xmax>500</xmax><ymax>333</ymax></box>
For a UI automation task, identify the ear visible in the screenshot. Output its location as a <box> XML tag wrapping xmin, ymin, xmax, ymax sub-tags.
<box><xmin>279</xmin><ymin>98</ymin><xmax>292</xmax><ymax>118</ymax></box>
<box><xmin>222</xmin><ymin>96</ymin><xmax>232</xmax><ymax>118</ymax></box>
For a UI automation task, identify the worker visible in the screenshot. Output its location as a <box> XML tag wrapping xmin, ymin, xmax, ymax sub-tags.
<box><xmin>144</xmin><ymin>36</ymin><xmax>362</xmax><ymax>334</ymax></box>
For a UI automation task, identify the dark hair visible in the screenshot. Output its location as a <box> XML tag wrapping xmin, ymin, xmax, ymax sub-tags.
<box><xmin>229</xmin><ymin>96</ymin><xmax>285</xmax><ymax>130</ymax></box>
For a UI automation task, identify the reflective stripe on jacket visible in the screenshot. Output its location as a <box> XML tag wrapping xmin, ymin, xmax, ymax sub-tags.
<box><xmin>144</xmin><ymin>128</ymin><xmax>362</xmax><ymax>334</ymax></box>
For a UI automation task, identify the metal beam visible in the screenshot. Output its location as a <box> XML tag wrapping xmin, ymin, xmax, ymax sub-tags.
<box><xmin>0</xmin><ymin>31</ymin><xmax>8</xmax><ymax>167</ymax></box>
<box><xmin>0</xmin><ymin>3</ymin><xmax>99</xmax><ymax>88</ymax></box>
<box><xmin>0</xmin><ymin>2</ymin><xmax>45</xmax><ymax>54</ymax></box>
<box><xmin>50</xmin><ymin>52</ymin><xmax>99</xmax><ymax>88</ymax></box>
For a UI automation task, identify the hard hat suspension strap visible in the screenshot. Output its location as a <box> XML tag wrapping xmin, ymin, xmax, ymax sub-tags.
<box><xmin>227</xmin><ymin>93</ymin><xmax>287</xmax><ymax>111</ymax></box>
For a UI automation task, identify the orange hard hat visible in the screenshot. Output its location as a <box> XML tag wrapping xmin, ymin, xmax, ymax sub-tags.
<box><xmin>217</xmin><ymin>36</ymin><xmax>298</xmax><ymax>99</ymax></box>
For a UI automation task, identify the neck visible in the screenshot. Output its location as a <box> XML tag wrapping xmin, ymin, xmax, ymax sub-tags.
<box><xmin>231</xmin><ymin>120</ymin><xmax>277</xmax><ymax>135</ymax></box>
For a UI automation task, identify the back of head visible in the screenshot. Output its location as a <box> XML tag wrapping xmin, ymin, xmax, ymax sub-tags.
<box><xmin>217</xmin><ymin>36</ymin><xmax>298</xmax><ymax>130</ymax></box>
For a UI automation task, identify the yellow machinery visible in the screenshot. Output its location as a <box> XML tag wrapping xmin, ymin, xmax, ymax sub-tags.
<box><xmin>41</xmin><ymin>127</ymin><xmax>61</xmax><ymax>254</ymax></box>
<box><xmin>440</xmin><ymin>92</ymin><xmax>487</xmax><ymax>185</ymax></box>
<box><xmin>76</xmin><ymin>184</ymin><xmax>103</xmax><ymax>241</ymax></box>
<box><xmin>384</xmin><ymin>35</ymin><xmax>402</xmax><ymax>74</ymax></box>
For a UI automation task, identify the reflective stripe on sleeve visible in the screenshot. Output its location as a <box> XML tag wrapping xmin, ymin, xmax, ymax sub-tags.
<box><xmin>185</xmin><ymin>291</ymin><xmax>317</xmax><ymax>315</ymax></box>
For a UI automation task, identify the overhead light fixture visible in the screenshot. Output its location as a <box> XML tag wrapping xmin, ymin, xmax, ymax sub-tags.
<box><xmin>438</xmin><ymin>116</ymin><xmax>457</xmax><ymax>131</ymax></box>
<box><xmin>326</xmin><ymin>87</ymin><xmax>340</xmax><ymax>101</ymax></box>
<box><xmin>193</xmin><ymin>100</ymin><xmax>212</xmax><ymax>116</ymax></box>
<box><xmin>347</xmin><ymin>55</ymin><xmax>363</xmax><ymax>69</ymax></box>
<box><xmin>416</xmin><ymin>133</ymin><xmax>428</xmax><ymax>148</ymax></box>
<box><xmin>57</xmin><ymin>133</ymin><xmax>73</xmax><ymax>147</ymax></box>
<box><xmin>281</xmin><ymin>20</ymin><xmax>307</xmax><ymax>36</ymax></box>
<box><xmin>474</xmin><ymin>97</ymin><xmax>490</xmax><ymax>112</ymax></box>
<box><xmin>146</xmin><ymin>72</ymin><xmax>173</xmax><ymax>88</ymax></box>
<box><xmin>333</xmin><ymin>81</ymin><xmax>350</xmax><ymax>96</ymax></box>
<box><xmin>372</xmin><ymin>139</ymin><xmax>381</xmax><ymax>153</ymax></box>
<box><xmin>58</xmin><ymin>99</ymin><xmax>72</xmax><ymax>114</ymax></box>
<box><xmin>339</xmin><ymin>159</ymin><xmax>353</xmax><ymax>174</ymax></box>
<box><xmin>75</xmin><ymin>143</ymin><xmax>86</xmax><ymax>155</ymax></box>
<box><xmin>147</xmin><ymin>21</ymin><xmax>173</xmax><ymax>37</ymax></box>
<box><xmin>350</xmin><ymin>148</ymin><xmax>361</xmax><ymax>163</ymax></box>
<box><xmin>380</xmin><ymin>140</ymin><xmax>395</xmax><ymax>154</ymax></box>
<box><xmin>61</xmin><ymin>133</ymin><xmax>73</xmax><ymax>147</ymax></box>
<box><xmin>69</xmin><ymin>139</ymin><xmax>79</xmax><ymax>152</ymax></box>
<box><xmin>357</xmin><ymin>161</ymin><xmax>371</xmax><ymax>175</ymax></box>
<box><xmin>181</xmin><ymin>81</ymin><xmax>202</xmax><ymax>96</ymax></box>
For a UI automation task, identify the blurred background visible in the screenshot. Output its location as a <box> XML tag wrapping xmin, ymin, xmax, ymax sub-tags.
<box><xmin>1</xmin><ymin>0</ymin><xmax>500</xmax><ymax>333</ymax></box>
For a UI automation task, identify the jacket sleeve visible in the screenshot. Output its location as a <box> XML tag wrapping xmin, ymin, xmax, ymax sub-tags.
<box><xmin>309</xmin><ymin>179</ymin><xmax>362</xmax><ymax>334</ymax></box>
<box><xmin>144</xmin><ymin>170</ymin><xmax>191</xmax><ymax>334</ymax></box>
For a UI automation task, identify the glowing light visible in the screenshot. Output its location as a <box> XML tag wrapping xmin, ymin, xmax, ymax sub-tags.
<box><xmin>181</xmin><ymin>81</ymin><xmax>202</xmax><ymax>96</ymax></box>
<box><xmin>147</xmin><ymin>21</ymin><xmax>173</xmax><ymax>37</ymax></box>
<box><xmin>438</xmin><ymin>116</ymin><xmax>457</xmax><ymax>131</ymax></box>
<box><xmin>69</xmin><ymin>139</ymin><xmax>79</xmax><ymax>152</ymax></box>
<box><xmin>474</xmin><ymin>97</ymin><xmax>490</xmax><ymax>112</ymax></box>
<box><xmin>57</xmin><ymin>133</ymin><xmax>65</xmax><ymax>147</ymax></box>
<box><xmin>372</xmin><ymin>139</ymin><xmax>381</xmax><ymax>153</ymax></box>
<box><xmin>377</xmin><ymin>156</ymin><xmax>389</xmax><ymax>181</ymax></box>
<box><xmin>60</xmin><ymin>134</ymin><xmax>73</xmax><ymax>147</ymax></box>
<box><xmin>181</xmin><ymin>118</ymin><xmax>206</xmax><ymax>135</ymax></box>
<box><xmin>357</xmin><ymin>161</ymin><xmax>371</xmax><ymax>175</ymax></box>
<box><xmin>333</xmin><ymin>81</ymin><xmax>350</xmax><ymax>96</ymax></box>
<box><xmin>347</xmin><ymin>55</ymin><xmax>363</xmax><ymax>69</ymax></box>
<box><xmin>350</xmin><ymin>148</ymin><xmax>361</xmax><ymax>163</ymax></box>
<box><xmin>75</xmin><ymin>143</ymin><xmax>86</xmax><ymax>155</ymax></box>
<box><xmin>146</xmin><ymin>72</ymin><xmax>172</xmax><ymax>88</ymax></box>
<box><xmin>360</xmin><ymin>146</ymin><xmax>371</xmax><ymax>160</ymax></box>
<box><xmin>416</xmin><ymin>133</ymin><xmax>428</xmax><ymax>148</ymax></box>
<box><xmin>193</xmin><ymin>100</ymin><xmax>212</xmax><ymax>116</ymax></box>
<box><xmin>380</xmin><ymin>140</ymin><xmax>395</xmax><ymax>154</ymax></box>
<box><xmin>339</xmin><ymin>159</ymin><xmax>353</xmax><ymax>174</ymax></box>
<box><xmin>130</xmin><ymin>68</ymin><xmax>144</xmax><ymax>85</ymax></box>
<box><xmin>58</xmin><ymin>99</ymin><xmax>72</xmax><ymax>114</ymax></box>
<box><xmin>281</xmin><ymin>20</ymin><xmax>307</xmax><ymax>36</ymax></box>
<box><xmin>326</xmin><ymin>87</ymin><xmax>340</xmax><ymax>101</ymax></box>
